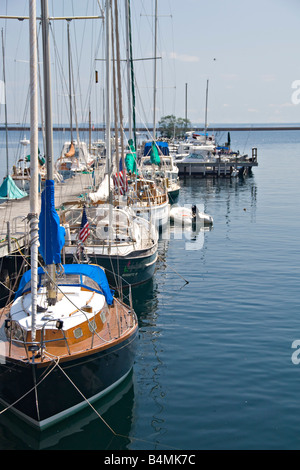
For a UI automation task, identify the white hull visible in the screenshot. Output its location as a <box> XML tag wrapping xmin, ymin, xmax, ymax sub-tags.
<box><xmin>170</xmin><ymin>205</ymin><xmax>213</xmax><ymax>226</ymax></box>
<box><xmin>132</xmin><ymin>200</ymin><xmax>170</xmax><ymax>228</ymax></box>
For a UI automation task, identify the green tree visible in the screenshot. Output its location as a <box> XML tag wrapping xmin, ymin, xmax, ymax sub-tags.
<box><xmin>158</xmin><ymin>115</ymin><xmax>191</xmax><ymax>139</ymax></box>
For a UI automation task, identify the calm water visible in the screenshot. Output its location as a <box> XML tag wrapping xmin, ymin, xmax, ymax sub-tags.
<box><xmin>0</xmin><ymin>129</ymin><xmax>300</xmax><ymax>450</ymax></box>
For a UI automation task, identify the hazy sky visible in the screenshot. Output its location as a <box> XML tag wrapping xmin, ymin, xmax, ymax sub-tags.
<box><xmin>1</xmin><ymin>0</ymin><xmax>300</xmax><ymax>126</ymax></box>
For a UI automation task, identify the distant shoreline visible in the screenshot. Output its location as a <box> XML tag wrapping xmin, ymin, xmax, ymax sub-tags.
<box><xmin>2</xmin><ymin>125</ymin><xmax>300</xmax><ymax>132</ymax></box>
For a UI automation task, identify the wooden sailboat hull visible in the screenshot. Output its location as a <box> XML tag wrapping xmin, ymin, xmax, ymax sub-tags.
<box><xmin>0</xmin><ymin>327</ymin><xmax>138</xmax><ymax>430</ymax></box>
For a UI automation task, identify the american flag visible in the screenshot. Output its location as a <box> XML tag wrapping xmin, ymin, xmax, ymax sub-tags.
<box><xmin>113</xmin><ymin>170</ymin><xmax>128</xmax><ymax>195</ymax></box>
<box><xmin>78</xmin><ymin>207</ymin><xmax>90</xmax><ymax>242</ymax></box>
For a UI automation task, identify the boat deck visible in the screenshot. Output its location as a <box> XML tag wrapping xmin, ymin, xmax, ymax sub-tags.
<box><xmin>0</xmin><ymin>297</ymin><xmax>137</xmax><ymax>367</ymax></box>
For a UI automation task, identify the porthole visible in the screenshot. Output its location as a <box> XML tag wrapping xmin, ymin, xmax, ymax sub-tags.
<box><xmin>73</xmin><ymin>327</ymin><xmax>83</xmax><ymax>339</ymax></box>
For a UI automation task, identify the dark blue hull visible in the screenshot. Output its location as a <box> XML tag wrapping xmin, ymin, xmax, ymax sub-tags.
<box><xmin>67</xmin><ymin>250</ymin><xmax>157</xmax><ymax>288</ymax></box>
<box><xmin>0</xmin><ymin>328</ymin><xmax>138</xmax><ymax>430</ymax></box>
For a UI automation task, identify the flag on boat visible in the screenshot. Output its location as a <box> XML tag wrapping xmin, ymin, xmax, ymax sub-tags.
<box><xmin>79</xmin><ymin>206</ymin><xmax>90</xmax><ymax>242</ymax></box>
<box><xmin>113</xmin><ymin>170</ymin><xmax>128</xmax><ymax>195</ymax></box>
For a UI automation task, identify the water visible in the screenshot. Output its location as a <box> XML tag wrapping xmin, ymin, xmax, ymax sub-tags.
<box><xmin>0</xmin><ymin>129</ymin><xmax>300</xmax><ymax>450</ymax></box>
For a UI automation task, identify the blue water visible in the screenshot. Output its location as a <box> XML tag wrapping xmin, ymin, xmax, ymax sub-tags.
<box><xmin>0</xmin><ymin>129</ymin><xmax>300</xmax><ymax>450</ymax></box>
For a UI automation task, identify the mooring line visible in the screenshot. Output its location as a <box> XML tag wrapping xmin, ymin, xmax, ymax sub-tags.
<box><xmin>56</xmin><ymin>362</ymin><xmax>180</xmax><ymax>450</ymax></box>
<box><xmin>157</xmin><ymin>254</ymin><xmax>189</xmax><ymax>284</ymax></box>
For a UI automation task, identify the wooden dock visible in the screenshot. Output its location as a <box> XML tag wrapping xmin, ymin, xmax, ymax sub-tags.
<box><xmin>0</xmin><ymin>171</ymin><xmax>97</xmax><ymax>259</ymax></box>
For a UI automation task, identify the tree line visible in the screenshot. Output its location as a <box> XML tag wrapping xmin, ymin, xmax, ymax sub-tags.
<box><xmin>157</xmin><ymin>115</ymin><xmax>191</xmax><ymax>139</ymax></box>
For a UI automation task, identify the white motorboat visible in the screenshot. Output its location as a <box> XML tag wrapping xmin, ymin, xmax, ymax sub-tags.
<box><xmin>170</xmin><ymin>204</ymin><xmax>213</xmax><ymax>226</ymax></box>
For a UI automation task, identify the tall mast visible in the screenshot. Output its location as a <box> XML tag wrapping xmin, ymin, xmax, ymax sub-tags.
<box><xmin>105</xmin><ymin>0</ymin><xmax>112</xmax><ymax>180</ymax></box>
<box><xmin>29</xmin><ymin>0</ymin><xmax>39</xmax><ymax>341</ymax></box>
<box><xmin>67</xmin><ymin>21</ymin><xmax>73</xmax><ymax>143</ymax></box>
<box><xmin>204</xmin><ymin>79</ymin><xmax>209</xmax><ymax>142</ymax></box>
<box><xmin>41</xmin><ymin>0</ymin><xmax>56</xmax><ymax>304</ymax></box>
<box><xmin>105</xmin><ymin>0</ymin><xmax>113</xmax><ymax>252</ymax></box>
<box><xmin>41</xmin><ymin>0</ymin><xmax>54</xmax><ymax>181</ymax></box>
<box><xmin>125</xmin><ymin>0</ymin><xmax>136</xmax><ymax>149</ymax></box>
<box><xmin>125</xmin><ymin>0</ymin><xmax>132</xmax><ymax>142</ymax></box>
<box><xmin>153</xmin><ymin>0</ymin><xmax>158</xmax><ymax>141</ymax></box>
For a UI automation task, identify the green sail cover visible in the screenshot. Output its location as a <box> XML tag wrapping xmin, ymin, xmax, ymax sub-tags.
<box><xmin>125</xmin><ymin>138</ymin><xmax>137</xmax><ymax>174</ymax></box>
<box><xmin>150</xmin><ymin>141</ymin><xmax>160</xmax><ymax>165</ymax></box>
<box><xmin>0</xmin><ymin>175</ymin><xmax>27</xmax><ymax>200</ymax></box>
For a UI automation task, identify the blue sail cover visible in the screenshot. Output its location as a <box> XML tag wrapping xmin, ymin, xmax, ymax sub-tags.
<box><xmin>144</xmin><ymin>141</ymin><xmax>169</xmax><ymax>157</ymax></box>
<box><xmin>39</xmin><ymin>179</ymin><xmax>65</xmax><ymax>265</ymax></box>
<box><xmin>14</xmin><ymin>264</ymin><xmax>114</xmax><ymax>305</ymax></box>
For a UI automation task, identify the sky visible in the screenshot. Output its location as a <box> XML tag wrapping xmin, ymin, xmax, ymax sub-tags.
<box><xmin>1</xmin><ymin>0</ymin><xmax>300</xmax><ymax>126</ymax></box>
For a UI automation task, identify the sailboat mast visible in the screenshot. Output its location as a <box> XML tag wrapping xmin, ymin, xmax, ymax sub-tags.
<box><xmin>41</xmin><ymin>0</ymin><xmax>54</xmax><ymax>181</ymax></box>
<box><xmin>125</xmin><ymin>0</ymin><xmax>132</xmax><ymax>142</ymax></box>
<box><xmin>125</xmin><ymin>0</ymin><xmax>137</xmax><ymax>149</ymax></box>
<box><xmin>105</xmin><ymin>0</ymin><xmax>112</xmax><ymax>176</ymax></box>
<box><xmin>204</xmin><ymin>79</ymin><xmax>209</xmax><ymax>142</ymax></box>
<box><xmin>41</xmin><ymin>0</ymin><xmax>56</xmax><ymax>305</ymax></box>
<box><xmin>67</xmin><ymin>21</ymin><xmax>73</xmax><ymax>143</ymax></box>
<box><xmin>153</xmin><ymin>0</ymin><xmax>158</xmax><ymax>141</ymax></box>
<box><xmin>29</xmin><ymin>0</ymin><xmax>39</xmax><ymax>342</ymax></box>
<box><xmin>1</xmin><ymin>29</ymin><xmax>9</xmax><ymax>178</ymax></box>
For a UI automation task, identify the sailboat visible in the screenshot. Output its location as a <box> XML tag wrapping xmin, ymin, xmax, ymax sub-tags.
<box><xmin>0</xmin><ymin>0</ymin><xmax>138</xmax><ymax>430</ymax></box>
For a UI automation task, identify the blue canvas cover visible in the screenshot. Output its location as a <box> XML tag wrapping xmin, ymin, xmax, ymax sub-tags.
<box><xmin>39</xmin><ymin>179</ymin><xmax>65</xmax><ymax>265</ymax></box>
<box><xmin>144</xmin><ymin>141</ymin><xmax>169</xmax><ymax>157</ymax></box>
<box><xmin>15</xmin><ymin>264</ymin><xmax>114</xmax><ymax>305</ymax></box>
<box><xmin>0</xmin><ymin>175</ymin><xmax>27</xmax><ymax>199</ymax></box>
